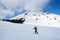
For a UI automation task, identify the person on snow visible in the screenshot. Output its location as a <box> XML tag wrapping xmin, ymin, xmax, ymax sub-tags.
<box><xmin>33</xmin><ymin>26</ymin><xmax>38</xmax><ymax>34</ymax></box>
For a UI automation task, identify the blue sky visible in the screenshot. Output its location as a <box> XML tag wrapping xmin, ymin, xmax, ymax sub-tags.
<box><xmin>0</xmin><ymin>0</ymin><xmax>60</xmax><ymax>19</ymax></box>
<box><xmin>14</xmin><ymin>0</ymin><xmax>60</xmax><ymax>15</ymax></box>
<box><xmin>14</xmin><ymin>0</ymin><xmax>60</xmax><ymax>16</ymax></box>
<box><xmin>44</xmin><ymin>0</ymin><xmax>60</xmax><ymax>15</ymax></box>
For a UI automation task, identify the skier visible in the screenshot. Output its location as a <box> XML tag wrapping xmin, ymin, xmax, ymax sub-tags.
<box><xmin>33</xmin><ymin>26</ymin><xmax>38</xmax><ymax>34</ymax></box>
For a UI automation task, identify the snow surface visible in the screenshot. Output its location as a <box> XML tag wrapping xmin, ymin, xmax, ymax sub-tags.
<box><xmin>0</xmin><ymin>21</ymin><xmax>60</xmax><ymax>40</ymax></box>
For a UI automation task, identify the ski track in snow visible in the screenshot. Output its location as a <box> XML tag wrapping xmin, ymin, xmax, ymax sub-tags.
<box><xmin>0</xmin><ymin>21</ymin><xmax>60</xmax><ymax>40</ymax></box>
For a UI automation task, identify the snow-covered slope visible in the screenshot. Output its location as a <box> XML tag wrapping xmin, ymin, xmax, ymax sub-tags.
<box><xmin>11</xmin><ymin>10</ymin><xmax>60</xmax><ymax>28</ymax></box>
<box><xmin>0</xmin><ymin>21</ymin><xmax>60</xmax><ymax>40</ymax></box>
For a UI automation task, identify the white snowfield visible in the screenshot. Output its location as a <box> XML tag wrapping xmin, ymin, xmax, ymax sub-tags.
<box><xmin>11</xmin><ymin>10</ymin><xmax>60</xmax><ymax>28</ymax></box>
<box><xmin>0</xmin><ymin>10</ymin><xmax>60</xmax><ymax>40</ymax></box>
<box><xmin>0</xmin><ymin>21</ymin><xmax>60</xmax><ymax>40</ymax></box>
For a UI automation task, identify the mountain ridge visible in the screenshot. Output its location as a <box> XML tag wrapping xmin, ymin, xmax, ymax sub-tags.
<box><xmin>10</xmin><ymin>10</ymin><xmax>60</xmax><ymax>27</ymax></box>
